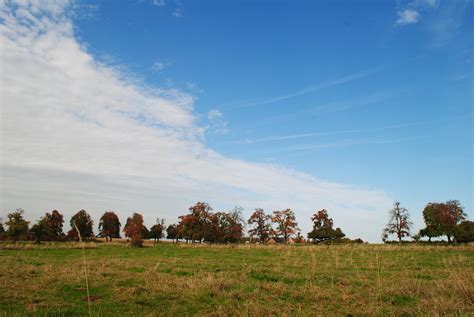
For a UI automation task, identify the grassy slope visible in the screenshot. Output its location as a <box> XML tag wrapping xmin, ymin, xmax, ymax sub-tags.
<box><xmin>0</xmin><ymin>242</ymin><xmax>473</xmax><ymax>316</ymax></box>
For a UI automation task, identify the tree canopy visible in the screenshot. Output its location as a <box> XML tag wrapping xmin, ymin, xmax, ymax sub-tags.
<box><xmin>98</xmin><ymin>211</ymin><xmax>121</xmax><ymax>241</ymax></box>
<box><xmin>5</xmin><ymin>209</ymin><xmax>29</xmax><ymax>242</ymax></box>
<box><xmin>272</xmin><ymin>209</ymin><xmax>299</xmax><ymax>243</ymax></box>
<box><xmin>420</xmin><ymin>200</ymin><xmax>467</xmax><ymax>243</ymax></box>
<box><xmin>123</xmin><ymin>212</ymin><xmax>145</xmax><ymax>247</ymax></box>
<box><xmin>247</xmin><ymin>208</ymin><xmax>272</xmax><ymax>243</ymax></box>
<box><xmin>69</xmin><ymin>209</ymin><xmax>94</xmax><ymax>240</ymax></box>
<box><xmin>307</xmin><ymin>209</ymin><xmax>345</xmax><ymax>243</ymax></box>
<box><xmin>149</xmin><ymin>218</ymin><xmax>165</xmax><ymax>242</ymax></box>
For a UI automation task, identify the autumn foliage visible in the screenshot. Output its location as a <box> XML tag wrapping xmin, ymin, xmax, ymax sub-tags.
<box><xmin>175</xmin><ymin>203</ymin><xmax>244</xmax><ymax>243</ymax></box>
<box><xmin>247</xmin><ymin>208</ymin><xmax>272</xmax><ymax>243</ymax></box>
<box><xmin>307</xmin><ymin>209</ymin><xmax>345</xmax><ymax>243</ymax></box>
<box><xmin>68</xmin><ymin>209</ymin><xmax>94</xmax><ymax>240</ymax></box>
<box><xmin>123</xmin><ymin>213</ymin><xmax>145</xmax><ymax>247</ymax></box>
<box><xmin>271</xmin><ymin>209</ymin><xmax>299</xmax><ymax>243</ymax></box>
<box><xmin>98</xmin><ymin>211</ymin><xmax>121</xmax><ymax>241</ymax></box>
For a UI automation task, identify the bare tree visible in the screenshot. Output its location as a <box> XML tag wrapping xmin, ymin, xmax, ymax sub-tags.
<box><xmin>383</xmin><ymin>201</ymin><xmax>412</xmax><ymax>242</ymax></box>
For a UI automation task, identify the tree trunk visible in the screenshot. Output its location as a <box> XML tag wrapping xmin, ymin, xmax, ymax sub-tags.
<box><xmin>447</xmin><ymin>235</ymin><xmax>452</xmax><ymax>243</ymax></box>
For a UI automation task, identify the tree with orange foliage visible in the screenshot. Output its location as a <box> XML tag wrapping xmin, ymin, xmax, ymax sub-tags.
<box><xmin>247</xmin><ymin>208</ymin><xmax>272</xmax><ymax>243</ymax></box>
<box><xmin>69</xmin><ymin>209</ymin><xmax>93</xmax><ymax>241</ymax></box>
<box><xmin>98</xmin><ymin>211</ymin><xmax>121</xmax><ymax>241</ymax></box>
<box><xmin>271</xmin><ymin>209</ymin><xmax>299</xmax><ymax>243</ymax></box>
<box><xmin>123</xmin><ymin>213</ymin><xmax>145</xmax><ymax>247</ymax></box>
<box><xmin>177</xmin><ymin>202</ymin><xmax>212</xmax><ymax>243</ymax></box>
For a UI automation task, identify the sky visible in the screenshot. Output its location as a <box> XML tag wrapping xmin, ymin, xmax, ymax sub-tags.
<box><xmin>0</xmin><ymin>0</ymin><xmax>472</xmax><ymax>242</ymax></box>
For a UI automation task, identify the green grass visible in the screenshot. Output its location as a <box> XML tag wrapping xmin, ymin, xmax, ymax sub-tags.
<box><xmin>0</xmin><ymin>242</ymin><xmax>473</xmax><ymax>316</ymax></box>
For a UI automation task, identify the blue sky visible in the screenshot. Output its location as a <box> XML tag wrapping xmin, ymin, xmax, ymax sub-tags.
<box><xmin>1</xmin><ymin>0</ymin><xmax>472</xmax><ymax>241</ymax></box>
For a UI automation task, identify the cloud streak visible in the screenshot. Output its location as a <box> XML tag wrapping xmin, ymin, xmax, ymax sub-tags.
<box><xmin>238</xmin><ymin>115</ymin><xmax>469</xmax><ymax>144</ymax></box>
<box><xmin>222</xmin><ymin>68</ymin><xmax>382</xmax><ymax>110</ymax></box>
<box><xmin>0</xmin><ymin>0</ymin><xmax>393</xmax><ymax>242</ymax></box>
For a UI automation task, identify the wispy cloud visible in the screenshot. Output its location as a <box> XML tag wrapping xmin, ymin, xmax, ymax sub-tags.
<box><xmin>261</xmin><ymin>136</ymin><xmax>431</xmax><ymax>155</ymax></box>
<box><xmin>152</xmin><ymin>0</ymin><xmax>166</xmax><ymax>7</ymax></box>
<box><xmin>239</xmin><ymin>115</ymin><xmax>468</xmax><ymax>144</ymax></box>
<box><xmin>251</xmin><ymin>89</ymin><xmax>399</xmax><ymax>127</ymax></box>
<box><xmin>395</xmin><ymin>0</ymin><xmax>438</xmax><ymax>26</ymax></box>
<box><xmin>151</xmin><ymin>60</ymin><xmax>173</xmax><ymax>73</ymax></box>
<box><xmin>222</xmin><ymin>68</ymin><xmax>382</xmax><ymax>110</ymax></box>
<box><xmin>206</xmin><ymin>109</ymin><xmax>229</xmax><ymax>135</ymax></box>
<box><xmin>172</xmin><ymin>1</ymin><xmax>184</xmax><ymax>18</ymax></box>
<box><xmin>0</xmin><ymin>1</ymin><xmax>393</xmax><ymax>242</ymax></box>
<box><xmin>172</xmin><ymin>7</ymin><xmax>184</xmax><ymax>17</ymax></box>
<box><xmin>427</xmin><ymin>0</ymin><xmax>471</xmax><ymax>47</ymax></box>
<box><xmin>185</xmin><ymin>82</ymin><xmax>204</xmax><ymax>93</ymax></box>
<box><xmin>396</xmin><ymin>9</ymin><xmax>420</xmax><ymax>25</ymax></box>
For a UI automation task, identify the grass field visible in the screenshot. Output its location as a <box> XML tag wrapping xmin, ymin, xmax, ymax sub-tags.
<box><xmin>0</xmin><ymin>242</ymin><xmax>473</xmax><ymax>316</ymax></box>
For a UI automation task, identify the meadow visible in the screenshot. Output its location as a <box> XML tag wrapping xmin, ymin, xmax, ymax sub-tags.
<box><xmin>0</xmin><ymin>242</ymin><xmax>473</xmax><ymax>316</ymax></box>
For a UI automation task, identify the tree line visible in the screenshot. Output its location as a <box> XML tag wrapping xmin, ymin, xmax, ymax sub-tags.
<box><xmin>0</xmin><ymin>199</ymin><xmax>471</xmax><ymax>246</ymax></box>
<box><xmin>0</xmin><ymin>202</ymin><xmax>350</xmax><ymax>246</ymax></box>
<box><xmin>382</xmin><ymin>200</ymin><xmax>473</xmax><ymax>243</ymax></box>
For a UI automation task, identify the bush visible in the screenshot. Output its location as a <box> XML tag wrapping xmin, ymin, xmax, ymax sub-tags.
<box><xmin>454</xmin><ymin>221</ymin><xmax>474</xmax><ymax>243</ymax></box>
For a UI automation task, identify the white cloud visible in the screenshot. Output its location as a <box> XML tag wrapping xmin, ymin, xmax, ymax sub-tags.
<box><xmin>207</xmin><ymin>109</ymin><xmax>223</xmax><ymax>120</ymax></box>
<box><xmin>151</xmin><ymin>60</ymin><xmax>172</xmax><ymax>73</ymax></box>
<box><xmin>206</xmin><ymin>109</ymin><xmax>229</xmax><ymax>135</ymax></box>
<box><xmin>152</xmin><ymin>0</ymin><xmax>166</xmax><ymax>7</ymax></box>
<box><xmin>0</xmin><ymin>0</ymin><xmax>393</xmax><ymax>242</ymax></box>
<box><xmin>395</xmin><ymin>0</ymin><xmax>440</xmax><ymax>26</ymax></box>
<box><xmin>172</xmin><ymin>7</ymin><xmax>183</xmax><ymax>18</ymax></box>
<box><xmin>396</xmin><ymin>9</ymin><xmax>420</xmax><ymax>25</ymax></box>
<box><xmin>412</xmin><ymin>0</ymin><xmax>437</xmax><ymax>8</ymax></box>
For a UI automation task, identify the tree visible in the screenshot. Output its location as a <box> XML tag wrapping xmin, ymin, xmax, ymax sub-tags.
<box><xmin>0</xmin><ymin>220</ymin><xmax>5</xmax><ymax>240</ymax></box>
<box><xmin>44</xmin><ymin>210</ymin><xmax>64</xmax><ymax>241</ymax></box>
<box><xmin>29</xmin><ymin>210</ymin><xmax>64</xmax><ymax>243</ymax></box>
<box><xmin>247</xmin><ymin>208</ymin><xmax>272</xmax><ymax>243</ymax></box>
<box><xmin>307</xmin><ymin>209</ymin><xmax>345</xmax><ymax>243</ymax></box>
<box><xmin>440</xmin><ymin>200</ymin><xmax>467</xmax><ymax>243</ymax></box>
<box><xmin>454</xmin><ymin>220</ymin><xmax>474</xmax><ymax>243</ymax></box>
<box><xmin>419</xmin><ymin>226</ymin><xmax>439</xmax><ymax>242</ymax></box>
<box><xmin>149</xmin><ymin>218</ymin><xmax>165</xmax><ymax>243</ymax></box>
<box><xmin>5</xmin><ymin>209</ymin><xmax>29</xmax><ymax>242</ymax></box>
<box><xmin>123</xmin><ymin>212</ymin><xmax>145</xmax><ymax>247</ymax></box>
<box><xmin>222</xmin><ymin>207</ymin><xmax>245</xmax><ymax>243</ymax></box>
<box><xmin>69</xmin><ymin>209</ymin><xmax>93</xmax><ymax>240</ymax></box>
<box><xmin>166</xmin><ymin>224</ymin><xmax>179</xmax><ymax>243</ymax></box>
<box><xmin>420</xmin><ymin>200</ymin><xmax>467</xmax><ymax>243</ymax></box>
<box><xmin>98</xmin><ymin>211</ymin><xmax>121</xmax><ymax>241</ymax></box>
<box><xmin>177</xmin><ymin>202</ymin><xmax>213</xmax><ymax>243</ymax></box>
<box><xmin>383</xmin><ymin>202</ymin><xmax>412</xmax><ymax>242</ymax></box>
<box><xmin>30</xmin><ymin>219</ymin><xmax>48</xmax><ymax>244</ymax></box>
<box><xmin>272</xmin><ymin>209</ymin><xmax>299</xmax><ymax>243</ymax></box>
